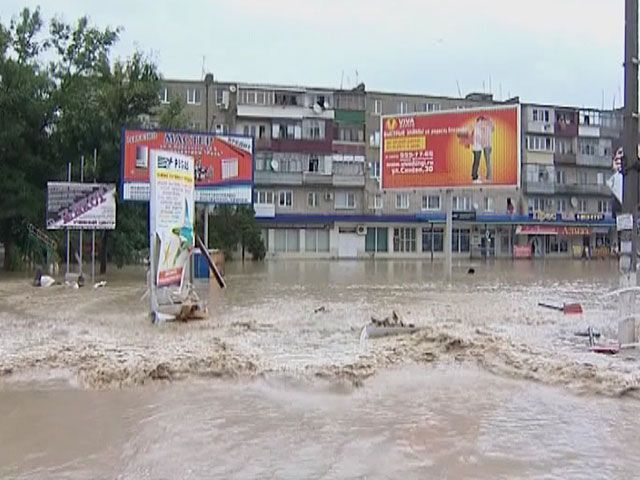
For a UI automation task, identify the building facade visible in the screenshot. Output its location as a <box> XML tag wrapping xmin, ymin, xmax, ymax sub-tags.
<box><xmin>154</xmin><ymin>77</ymin><xmax>619</xmax><ymax>260</ymax></box>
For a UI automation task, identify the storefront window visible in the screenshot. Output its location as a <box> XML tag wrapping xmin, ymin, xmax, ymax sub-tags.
<box><xmin>393</xmin><ymin>227</ymin><xmax>416</xmax><ymax>252</ymax></box>
<box><xmin>366</xmin><ymin>227</ymin><xmax>388</xmax><ymax>252</ymax></box>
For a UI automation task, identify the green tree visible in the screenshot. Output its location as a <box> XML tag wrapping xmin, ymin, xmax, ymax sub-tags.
<box><xmin>208</xmin><ymin>206</ymin><xmax>265</xmax><ymax>261</ymax></box>
<box><xmin>158</xmin><ymin>98</ymin><xmax>189</xmax><ymax>129</ymax></box>
<box><xmin>0</xmin><ymin>8</ymin><xmax>57</xmax><ymax>270</ymax></box>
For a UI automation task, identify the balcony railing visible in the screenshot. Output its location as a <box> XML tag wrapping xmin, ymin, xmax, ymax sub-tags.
<box><xmin>555</xmin><ymin>183</ymin><xmax>612</xmax><ymax>196</ymax></box>
<box><xmin>523</xmin><ymin>180</ymin><xmax>555</xmax><ymax>195</ymax></box>
<box><xmin>554</xmin><ymin>152</ymin><xmax>577</xmax><ymax>165</ymax></box>
<box><xmin>576</xmin><ymin>154</ymin><xmax>610</xmax><ymax>168</ymax></box>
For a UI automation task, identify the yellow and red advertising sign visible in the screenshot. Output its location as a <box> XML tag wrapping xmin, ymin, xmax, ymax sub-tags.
<box><xmin>121</xmin><ymin>129</ymin><xmax>254</xmax><ymax>204</ymax></box>
<box><xmin>381</xmin><ymin>105</ymin><xmax>520</xmax><ymax>189</ymax></box>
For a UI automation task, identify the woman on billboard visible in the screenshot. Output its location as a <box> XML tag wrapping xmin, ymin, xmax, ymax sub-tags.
<box><xmin>470</xmin><ymin>115</ymin><xmax>494</xmax><ymax>183</ymax></box>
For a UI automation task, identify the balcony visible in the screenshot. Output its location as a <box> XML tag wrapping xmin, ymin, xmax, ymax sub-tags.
<box><xmin>555</xmin><ymin>183</ymin><xmax>612</xmax><ymax>196</ymax></box>
<box><xmin>253</xmin><ymin>203</ymin><xmax>275</xmax><ymax>218</ymax></box>
<box><xmin>554</xmin><ymin>152</ymin><xmax>577</xmax><ymax>165</ymax></box>
<box><xmin>237</xmin><ymin>104</ymin><xmax>334</xmax><ymax>120</ymax></box>
<box><xmin>302</xmin><ymin>172</ymin><xmax>333</xmax><ymax>186</ymax></box>
<box><xmin>554</xmin><ymin>122</ymin><xmax>578</xmax><ymax>137</ymax></box>
<box><xmin>523</xmin><ymin>180</ymin><xmax>555</xmax><ymax>195</ymax></box>
<box><xmin>332</xmin><ymin>174</ymin><xmax>365</xmax><ymax>187</ymax></box>
<box><xmin>578</xmin><ymin>125</ymin><xmax>600</xmax><ymax>137</ymax></box>
<box><xmin>576</xmin><ymin>154</ymin><xmax>610</xmax><ymax>168</ymax></box>
<box><xmin>254</xmin><ymin>170</ymin><xmax>302</xmax><ymax>186</ymax></box>
<box><xmin>270</xmin><ymin>137</ymin><xmax>333</xmax><ymax>154</ymax></box>
<box><xmin>255</xmin><ymin>137</ymin><xmax>272</xmax><ymax>150</ymax></box>
<box><xmin>526</xmin><ymin>121</ymin><xmax>554</xmax><ymax>135</ymax></box>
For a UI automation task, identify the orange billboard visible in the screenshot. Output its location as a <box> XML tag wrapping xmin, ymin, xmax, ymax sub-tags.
<box><xmin>381</xmin><ymin>105</ymin><xmax>520</xmax><ymax>189</ymax></box>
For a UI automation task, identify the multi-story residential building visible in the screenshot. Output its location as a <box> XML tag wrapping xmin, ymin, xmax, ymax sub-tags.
<box><xmin>155</xmin><ymin>76</ymin><xmax>618</xmax><ymax>260</ymax></box>
<box><xmin>520</xmin><ymin>104</ymin><xmax>620</xmax><ymax>257</ymax></box>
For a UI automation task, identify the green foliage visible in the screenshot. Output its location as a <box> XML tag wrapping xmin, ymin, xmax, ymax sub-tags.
<box><xmin>0</xmin><ymin>7</ymin><xmax>160</xmax><ymax>271</ymax></box>
<box><xmin>208</xmin><ymin>206</ymin><xmax>266</xmax><ymax>261</ymax></box>
<box><xmin>158</xmin><ymin>98</ymin><xmax>189</xmax><ymax>129</ymax></box>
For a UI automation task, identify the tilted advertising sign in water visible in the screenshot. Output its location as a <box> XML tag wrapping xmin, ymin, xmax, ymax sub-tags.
<box><xmin>46</xmin><ymin>182</ymin><xmax>116</xmax><ymax>230</ymax></box>
<box><xmin>149</xmin><ymin>149</ymin><xmax>195</xmax><ymax>289</ymax></box>
<box><xmin>121</xmin><ymin>128</ymin><xmax>254</xmax><ymax>204</ymax></box>
<box><xmin>381</xmin><ymin>105</ymin><xmax>520</xmax><ymax>189</ymax></box>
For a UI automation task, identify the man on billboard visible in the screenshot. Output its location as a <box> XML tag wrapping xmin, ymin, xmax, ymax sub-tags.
<box><xmin>470</xmin><ymin>115</ymin><xmax>495</xmax><ymax>183</ymax></box>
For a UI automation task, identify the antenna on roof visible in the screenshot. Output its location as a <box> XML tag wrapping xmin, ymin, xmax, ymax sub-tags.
<box><xmin>456</xmin><ymin>79</ymin><xmax>462</xmax><ymax>98</ymax></box>
<box><xmin>201</xmin><ymin>56</ymin><xmax>206</xmax><ymax>80</ymax></box>
<box><xmin>340</xmin><ymin>70</ymin><xmax>344</xmax><ymax>90</ymax></box>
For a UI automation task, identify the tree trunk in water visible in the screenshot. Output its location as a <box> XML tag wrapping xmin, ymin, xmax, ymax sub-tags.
<box><xmin>99</xmin><ymin>230</ymin><xmax>109</xmax><ymax>274</ymax></box>
<box><xmin>3</xmin><ymin>240</ymin><xmax>13</xmax><ymax>271</ymax></box>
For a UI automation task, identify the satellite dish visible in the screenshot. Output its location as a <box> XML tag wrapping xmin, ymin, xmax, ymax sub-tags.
<box><xmin>570</xmin><ymin>197</ymin><xmax>579</xmax><ymax>208</ymax></box>
<box><xmin>229</xmin><ymin>85</ymin><xmax>237</xmax><ymax>93</ymax></box>
<box><xmin>312</xmin><ymin>103</ymin><xmax>322</xmax><ymax>115</ymax></box>
<box><xmin>271</xmin><ymin>159</ymin><xmax>279</xmax><ymax>171</ymax></box>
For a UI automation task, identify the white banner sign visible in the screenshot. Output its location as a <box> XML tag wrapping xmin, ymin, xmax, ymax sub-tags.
<box><xmin>149</xmin><ymin>149</ymin><xmax>195</xmax><ymax>288</ymax></box>
<box><xmin>46</xmin><ymin>182</ymin><xmax>116</xmax><ymax>230</ymax></box>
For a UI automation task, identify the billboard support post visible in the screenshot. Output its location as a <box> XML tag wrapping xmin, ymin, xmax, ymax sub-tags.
<box><xmin>92</xmin><ymin>148</ymin><xmax>97</xmax><ymax>284</ymax></box>
<box><xmin>79</xmin><ymin>156</ymin><xmax>84</xmax><ymax>276</ymax></box>
<box><xmin>444</xmin><ymin>189</ymin><xmax>453</xmax><ymax>279</ymax></box>
<box><xmin>65</xmin><ymin>162</ymin><xmax>71</xmax><ymax>276</ymax></box>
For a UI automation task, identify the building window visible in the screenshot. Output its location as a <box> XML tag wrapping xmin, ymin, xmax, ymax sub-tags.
<box><xmin>336</xmin><ymin>126</ymin><xmax>364</xmax><ymax>143</ymax></box>
<box><xmin>556</xmin><ymin>199</ymin><xmax>567</xmax><ymax>213</ymax></box>
<box><xmin>187</xmin><ymin>88</ymin><xmax>201</xmax><ymax>105</ymax></box>
<box><xmin>422</xmin><ymin>102</ymin><xmax>440</xmax><ymax>112</ymax></box>
<box><xmin>526</xmin><ymin>136</ymin><xmax>555</xmax><ymax>152</ymax></box>
<box><xmin>278</xmin><ymin>191</ymin><xmax>293</xmax><ymax>208</ymax></box>
<box><xmin>215</xmin><ymin>124</ymin><xmax>228</xmax><ymax>134</ymax></box>
<box><xmin>596</xmin><ymin>172</ymin><xmax>605</xmax><ymax>185</ymax></box>
<box><xmin>579</xmin><ymin>140</ymin><xmax>597</xmax><ymax>156</ymax></box>
<box><xmin>555</xmin><ymin>170</ymin><xmax>566</xmax><ymax>184</ymax></box>
<box><xmin>528</xmin><ymin>197</ymin><xmax>545</xmax><ymax>212</ymax></box>
<box><xmin>532</xmin><ymin>108</ymin><xmax>550</xmax><ymax>123</ymax></box>
<box><xmin>305</xmin><ymin>229</ymin><xmax>330</xmax><ymax>252</ymax></box>
<box><xmin>578</xmin><ymin>171</ymin><xmax>588</xmax><ymax>185</ymax></box>
<box><xmin>393</xmin><ymin>227</ymin><xmax>416</xmax><ymax>252</ymax></box>
<box><xmin>371</xmin><ymin>194</ymin><xmax>383</xmax><ymax>210</ymax></box>
<box><xmin>578</xmin><ymin>199</ymin><xmax>588</xmax><ymax>213</ymax></box>
<box><xmin>215</xmin><ymin>89</ymin><xmax>224</xmax><ymax>105</ymax></box>
<box><xmin>274</xmin><ymin>229</ymin><xmax>299</xmax><ymax>252</ymax></box>
<box><xmin>256</xmin><ymin>191</ymin><xmax>274</xmax><ymax>205</ymax></box>
<box><xmin>398</xmin><ymin>101</ymin><xmax>408</xmax><ymax>114</ymax></box>
<box><xmin>159</xmin><ymin>87</ymin><xmax>169</xmax><ymax>104</ymax></box>
<box><xmin>373</xmin><ymin>99</ymin><xmax>382</xmax><ymax>115</ymax></box>
<box><xmin>422</xmin><ymin>195</ymin><xmax>441</xmax><ymax>211</ymax></box>
<box><xmin>556</xmin><ymin>139</ymin><xmax>574</xmax><ymax>154</ymax></box>
<box><xmin>597</xmin><ymin>200</ymin><xmax>611</xmax><ymax>213</ymax></box>
<box><xmin>452</xmin><ymin>195</ymin><xmax>471</xmax><ymax>211</ymax></box>
<box><xmin>483</xmin><ymin>197</ymin><xmax>494</xmax><ymax>212</ymax></box>
<box><xmin>451</xmin><ymin>228</ymin><xmax>471</xmax><ymax>253</ymax></box>
<box><xmin>580</xmin><ymin>110</ymin><xmax>601</xmax><ymax>126</ymax></box>
<box><xmin>222</xmin><ymin>159</ymin><xmax>238</xmax><ymax>179</ymax></box>
<box><xmin>335</xmin><ymin>191</ymin><xmax>356</xmax><ymax>209</ymax></box>
<box><xmin>370</xmin><ymin>160</ymin><xmax>381</xmax><ymax>179</ymax></box>
<box><xmin>422</xmin><ymin>227</ymin><xmax>444</xmax><ymax>252</ymax></box>
<box><xmin>308</xmin><ymin>192</ymin><xmax>319</xmax><ymax>208</ymax></box>
<box><xmin>308</xmin><ymin>155</ymin><xmax>320</xmax><ymax>172</ymax></box>
<box><xmin>396</xmin><ymin>193</ymin><xmax>410</xmax><ymax>210</ymax></box>
<box><xmin>369</xmin><ymin>131</ymin><xmax>381</xmax><ymax>147</ymax></box>
<box><xmin>365</xmin><ymin>227</ymin><xmax>388</xmax><ymax>252</ymax></box>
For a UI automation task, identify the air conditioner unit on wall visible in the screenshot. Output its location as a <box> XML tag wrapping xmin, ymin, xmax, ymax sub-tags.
<box><xmin>356</xmin><ymin>225</ymin><xmax>367</xmax><ymax>236</ymax></box>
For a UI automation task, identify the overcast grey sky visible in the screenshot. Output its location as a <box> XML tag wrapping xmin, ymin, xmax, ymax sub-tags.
<box><xmin>4</xmin><ymin>0</ymin><xmax>625</xmax><ymax>108</ymax></box>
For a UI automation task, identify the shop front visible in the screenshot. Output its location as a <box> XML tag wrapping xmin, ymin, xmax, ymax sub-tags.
<box><xmin>516</xmin><ymin>225</ymin><xmax>594</xmax><ymax>258</ymax></box>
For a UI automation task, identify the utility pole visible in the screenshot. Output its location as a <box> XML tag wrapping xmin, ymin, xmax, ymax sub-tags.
<box><xmin>618</xmin><ymin>0</ymin><xmax>639</xmax><ymax>344</ymax></box>
<box><xmin>621</xmin><ymin>0</ymin><xmax>639</xmax><ymax>278</ymax></box>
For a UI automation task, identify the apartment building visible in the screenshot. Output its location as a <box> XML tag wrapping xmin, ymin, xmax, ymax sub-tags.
<box><xmin>520</xmin><ymin>104</ymin><xmax>620</xmax><ymax>257</ymax></box>
<box><xmin>155</xmin><ymin>77</ymin><xmax>618</xmax><ymax>260</ymax></box>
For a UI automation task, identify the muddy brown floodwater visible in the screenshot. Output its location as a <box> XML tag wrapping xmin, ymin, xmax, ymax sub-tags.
<box><xmin>1</xmin><ymin>260</ymin><xmax>640</xmax><ymax>479</ymax></box>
